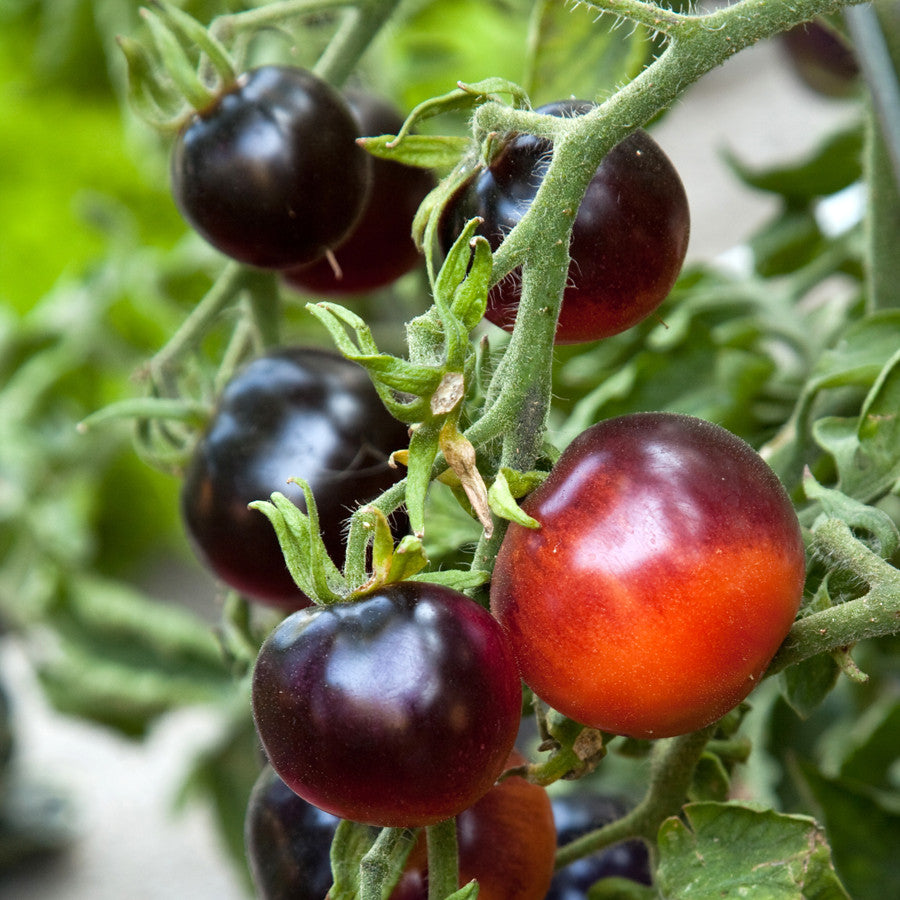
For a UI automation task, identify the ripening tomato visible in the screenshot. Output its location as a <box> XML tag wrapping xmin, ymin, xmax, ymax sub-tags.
<box><xmin>490</xmin><ymin>412</ymin><xmax>806</xmax><ymax>739</ymax></box>
<box><xmin>391</xmin><ymin>751</ymin><xmax>557</xmax><ymax>900</ymax></box>
<box><xmin>439</xmin><ymin>100</ymin><xmax>690</xmax><ymax>343</ymax></box>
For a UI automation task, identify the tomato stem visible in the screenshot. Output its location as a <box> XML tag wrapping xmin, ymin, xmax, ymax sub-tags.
<box><xmin>426</xmin><ymin>818</ymin><xmax>460</xmax><ymax>900</ymax></box>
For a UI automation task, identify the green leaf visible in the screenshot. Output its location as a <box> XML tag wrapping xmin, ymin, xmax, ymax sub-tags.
<box><xmin>803</xmin><ymin>471</ymin><xmax>899</xmax><ymax>557</ymax></box>
<box><xmin>656</xmin><ymin>801</ymin><xmax>850</xmax><ymax>899</ymax></box>
<box><xmin>329</xmin><ymin>820</ymin><xmax>380</xmax><ymax>900</ymax></box>
<box><xmin>723</xmin><ymin>125</ymin><xmax>864</xmax><ymax>202</ymax></box>
<box><xmin>796</xmin><ymin>762</ymin><xmax>900</xmax><ymax>900</ymax></box>
<box><xmin>487</xmin><ymin>469</ymin><xmax>540</xmax><ymax>529</ymax></box>
<box><xmin>445</xmin><ymin>882</ymin><xmax>480</xmax><ymax>900</ymax></box>
<box><xmin>358</xmin><ymin>133</ymin><xmax>469</xmax><ymax>169</ymax></box>
<box><xmin>409</xmin><ymin>569</ymin><xmax>491</xmax><ymax>592</ymax></box>
<box><xmin>689</xmin><ymin>752</ymin><xmax>732</xmax><ymax>802</ymax></box>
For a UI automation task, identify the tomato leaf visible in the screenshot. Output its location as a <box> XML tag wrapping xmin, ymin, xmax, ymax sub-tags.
<box><xmin>358</xmin><ymin>133</ymin><xmax>470</xmax><ymax>169</ymax></box>
<box><xmin>656</xmin><ymin>801</ymin><xmax>851</xmax><ymax>899</ymax></box>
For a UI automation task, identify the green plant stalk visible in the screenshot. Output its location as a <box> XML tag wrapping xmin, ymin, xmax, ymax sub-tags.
<box><xmin>554</xmin><ymin>725</ymin><xmax>716</xmax><ymax>869</ymax></box>
<box><xmin>314</xmin><ymin>0</ymin><xmax>404</xmax><ymax>85</ymax></box>
<box><xmin>766</xmin><ymin>517</ymin><xmax>900</xmax><ymax>674</ymax></box>
<box><xmin>426</xmin><ymin>819</ymin><xmax>459</xmax><ymax>900</ymax></box>
<box><xmin>358</xmin><ymin>826</ymin><xmax>411</xmax><ymax>900</ymax></box>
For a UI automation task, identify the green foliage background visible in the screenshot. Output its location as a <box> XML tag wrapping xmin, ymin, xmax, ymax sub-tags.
<box><xmin>1</xmin><ymin>0</ymin><xmax>899</xmax><ymax>897</ymax></box>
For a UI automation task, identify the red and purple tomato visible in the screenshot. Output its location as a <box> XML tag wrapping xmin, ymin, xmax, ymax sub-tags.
<box><xmin>251</xmin><ymin>581</ymin><xmax>522</xmax><ymax>827</ymax></box>
<box><xmin>439</xmin><ymin>100</ymin><xmax>690</xmax><ymax>344</ymax></box>
<box><xmin>283</xmin><ymin>91</ymin><xmax>436</xmax><ymax>294</ymax></box>
<box><xmin>490</xmin><ymin>412</ymin><xmax>806</xmax><ymax>739</ymax></box>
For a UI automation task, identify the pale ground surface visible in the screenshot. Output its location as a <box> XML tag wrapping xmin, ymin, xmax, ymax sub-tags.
<box><xmin>0</xmin><ymin>35</ymin><xmax>857</xmax><ymax>900</ymax></box>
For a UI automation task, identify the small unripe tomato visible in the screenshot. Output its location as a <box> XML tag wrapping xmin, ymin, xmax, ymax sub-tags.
<box><xmin>490</xmin><ymin>412</ymin><xmax>805</xmax><ymax>739</ymax></box>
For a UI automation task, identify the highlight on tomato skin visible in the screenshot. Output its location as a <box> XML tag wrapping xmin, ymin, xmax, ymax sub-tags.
<box><xmin>391</xmin><ymin>751</ymin><xmax>557</xmax><ymax>900</ymax></box>
<box><xmin>490</xmin><ymin>412</ymin><xmax>807</xmax><ymax>740</ymax></box>
<box><xmin>251</xmin><ymin>581</ymin><xmax>523</xmax><ymax>828</ymax></box>
<box><xmin>438</xmin><ymin>100</ymin><xmax>690</xmax><ymax>344</ymax></box>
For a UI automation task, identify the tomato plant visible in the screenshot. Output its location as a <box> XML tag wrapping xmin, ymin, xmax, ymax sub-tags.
<box><xmin>6</xmin><ymin>0</ymin><xmax>900</xmax><ymax>897</ymax></box>
<box><xmin>170</xmin><ymin>65</ymin><xmax>371</xmax><ymax>268</ymax></box>
<box><xmin>439</xmin><ymin>101</ymin><xmax>690</xmax><ymax>343</ymax></box>
<box><xmin>251</xmin><ymin>581</ymin><xmax>521</xmax><ymax>827</ymax></box>
<box><xmin>283</xmin><ymin>91</ymin><xmax>436</xmax><ymax>295</ymax></box>
<box><xmin>181</xmin><ymin>346</ymin><xmax>408</xmax><ymax>607</ymax></box>
<box><xmin>491</xmin><ymin>412</ymin><xmax>806</xmax><ymax>739</ymax></box>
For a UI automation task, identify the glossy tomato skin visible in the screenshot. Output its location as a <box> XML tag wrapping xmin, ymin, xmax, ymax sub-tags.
<box><xmin>251</xmin><ymin>581</ymin><xmax>522</xmax><ymax>827</ymax></box>
<box><xmin>391</xmin><ymin>751</ymin><xmax>557</xmax><ymax>900</ymax></box>
<box><xmin>439</xmin><ymin>100</ymin><xmax>690</xmax><ymax>343</ymax></box>
<box><xmin>171</xmin><ymin>66</ymin><xmax>371</xmax><ymax>268</ymax></box>
<box><xmin>244</xmin><ymin>765</ymin><xmax>344</xmax><ymax>900</ymax></box>
<box><xmin>180</xmin><ymin>347</ymin><xmax>408</xmax><ymax>608</ymax></box>
<box><xmin>490</xmin><ymin>412</ymin><xmax>806</xmax><ymax>739</ymax></box>
<box><xmin>547</xmin><ymin>794</ymin><xmax>651</xmax><ymax>899</ymax></box>
<box><xmin>284</xmin><ymin>91</ymin><xmax>436</xmax><ymax>294</ymax></box>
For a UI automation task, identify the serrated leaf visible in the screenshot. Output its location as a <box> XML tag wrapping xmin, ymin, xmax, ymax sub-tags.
<box><xmin>723</xmin><ymin>125</ymin><xmax>863</xmax><ymax>202</ymax></box>
<box><xmin>781</xmin><ymin>651</ymin><xmax>841</xmax><ymax>720</ymax></box>
<box><xmin>656</xmin><ymin>801</ymin><xmax>850</xmax><ymax>899</ymax></box>
<box><xmin>359</xmin><ymin>133</ymin><xmax>470</xmax><ymax>169</ymax></box>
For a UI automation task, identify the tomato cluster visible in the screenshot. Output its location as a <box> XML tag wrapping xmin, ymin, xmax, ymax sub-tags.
<box><xmin>167</xmin><ymin>69</ymin><xmax>805</xmax><ymax>897</ymax></box>
<box><xmin>171</xmin><ymin>66</ymin><xmax>431</xmax><ymax>284</ymax></box>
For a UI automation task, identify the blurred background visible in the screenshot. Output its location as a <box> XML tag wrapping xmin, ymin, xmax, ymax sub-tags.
<box><xmin>0</xmin><ymin>1</ymin><xmax>861</xmax><ymax>897</ymax></box>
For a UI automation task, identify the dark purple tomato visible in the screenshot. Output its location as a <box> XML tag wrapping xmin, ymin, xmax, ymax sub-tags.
<box><xmin>251</xmin><ymin>581</ymin><xmax>522</xmax><ymax>827</ymax></box>
<box><xmin>547</xmin><ymin>794</ymin><xmax>651</xmax><ymax>899</ymax></box>
<box><xmin>180</xmin><ymin>347</ymin><xmax>408</xmax><ymax>608</ymax></box>
<box><xmin>490</xmin><ymin>412</ymin><xmax>806</xmax><ymax>739</ymax></box>
<box><xmin>171</xmin><ymin>66</ymin><xmax>371</xmax><ymax>268</ymax></box>
<box><xmin>439</xmin><ymin>100</ymin><xmax>690</xmax><ymax>344</ymax></box>
<box><xmin>283</xmin><ymin>91</ymin><xmax>436</xmax><ymax>294</ymax></box>
<box><xmin>390</xmin><ymin>750</ymin><xmax>557</xmax><ymax>900</ymax></box>
<box><xmin>780</xmin><ymin>20</ymin><xmax>859</xmax><ymax>98</ymax></box>
<box><xmin>244</xmin><ymin>765</ymin><xmax>346</xmax><ymax>900</ymax></box>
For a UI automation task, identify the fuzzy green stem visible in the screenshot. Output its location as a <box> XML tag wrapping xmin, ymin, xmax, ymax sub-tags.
<box><xmin>426</xmin><ymin>819</ymin><xmax>459</xmax><ymax>900</ymax></box>
<box><xmin>554</xmin><ymin>725</ymin><xmax>715</xmax><ymax>869</ymax></box>
<box><xmin>766</xmin><ymin>517</ymin><xmax>900</xmax><ymax>675</ymax></box>
<box><xmin>359</xmin><ymin>827</ymin><xmax>412</xmax><ymax>900</ymax></box>
<box><xmin>146</xmin><ymin>260</ymin><xmax>247</xmax><ymax>394</ymax></box>
<box><xmin>314</xmin><ymin>0</ymin><xmax>403</xmax><ymax>85</ymax></box>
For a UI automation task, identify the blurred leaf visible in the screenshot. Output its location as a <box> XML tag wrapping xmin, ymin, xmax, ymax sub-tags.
<box><xmin>524</xmin><ymin>0</ymin><xmax>652</xmax><ymax>105</ymax></box>
<box><xmin>724</xmin><ymin>125</ymin><xmax>864</xmax><ymax>202</ymax></box>
<box><xmin>656</xmin><ymin>801</ymin><xmax>850</xmax><ymax>899</ymax></box>
<box><xmin>797</xmin><ymin>761</ymin><xmax>900</xmax><ymax>900</ymax></box>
